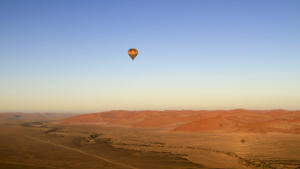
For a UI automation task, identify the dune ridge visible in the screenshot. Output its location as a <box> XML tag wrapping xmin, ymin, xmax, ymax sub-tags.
<box><xmin>61</xmin><ymin>109</ymin><xmax>300</xmax><ymax>134</ymax></box>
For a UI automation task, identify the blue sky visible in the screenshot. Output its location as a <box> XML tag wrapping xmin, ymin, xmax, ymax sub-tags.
<box><xmin>0</xmin><ymin>0</ymin><xmax>300</xmax><ymax>113</ymax></box>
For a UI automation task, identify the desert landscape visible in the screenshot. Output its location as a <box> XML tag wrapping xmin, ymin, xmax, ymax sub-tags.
<box><xmin>2</xmin><ymin>0</ymin><xmax>299</xmax><ymax>169</ymax></box>
<box><xmin>1</xmin><ymin>110</ymin><xmax>300</xmax><ymax>169</ymax></box>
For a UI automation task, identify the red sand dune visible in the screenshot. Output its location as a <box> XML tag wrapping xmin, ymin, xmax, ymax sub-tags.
<box><xmin>60</xmin><ymin>109</ymin><xmax>300</xmax><ymax>134</ymax></box>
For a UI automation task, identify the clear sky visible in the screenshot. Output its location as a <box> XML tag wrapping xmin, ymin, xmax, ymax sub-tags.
<box><xmin>0</xmin><ymin>0</ymin><xmax>300</xmax><ymax>113</ymax></box>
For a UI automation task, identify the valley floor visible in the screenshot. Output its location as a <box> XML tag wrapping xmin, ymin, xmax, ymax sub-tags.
<box><xmin>1</xmin><ymin>121</ymin><xmax>300</xmax><ymax>169</ymax></box>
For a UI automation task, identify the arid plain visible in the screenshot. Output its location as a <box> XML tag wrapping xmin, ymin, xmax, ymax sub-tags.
<box><xmin>1</xmin><ymin>110</ymin><xmax>300</xmax><ymax>169</ymax></box>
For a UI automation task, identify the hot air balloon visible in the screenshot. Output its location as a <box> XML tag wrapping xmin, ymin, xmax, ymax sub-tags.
<box><xmin>128</xmin><ymin>48</ymin><xmax>138</xmax><ymax>60</ymax></box>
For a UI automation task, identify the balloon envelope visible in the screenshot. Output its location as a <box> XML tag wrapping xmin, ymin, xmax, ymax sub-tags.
<box><xmin>128</xmin><ymin>48</ymin><xmax>138</xmax><ymax>60</ymax></box>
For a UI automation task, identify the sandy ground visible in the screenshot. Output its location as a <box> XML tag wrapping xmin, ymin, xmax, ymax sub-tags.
<box><xmin>1</xmin><ymin>112</ymin><xmax>300</xmax><ymax>169</ymax></box>
<box><xmin>0</xmin><ymin>123</ymin><xmax>204</xmax><ymax>169</ymax></box>
<box><xmin>59</xmin><ymin>124</ymin><xmax>300</xmax><ymax>169</ymax></box>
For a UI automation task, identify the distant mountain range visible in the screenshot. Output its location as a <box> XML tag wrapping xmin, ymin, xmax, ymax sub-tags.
<box><xmin>0</xmin><ymin>112</ymin><xmax>75</xmax><ymax>123</ymax></box>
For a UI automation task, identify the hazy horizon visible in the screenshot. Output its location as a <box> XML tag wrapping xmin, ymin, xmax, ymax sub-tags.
<box><xmin>1</xmin><ymin>0</ymin><xmax>300</xmax><ymax>112</ymax></box>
